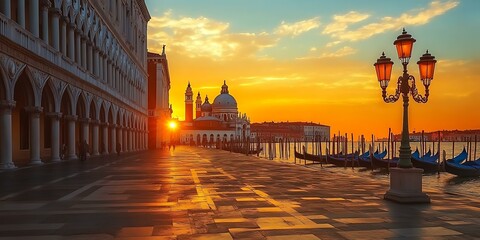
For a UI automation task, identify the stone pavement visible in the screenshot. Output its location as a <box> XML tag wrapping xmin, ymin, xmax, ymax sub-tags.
<box><xmin>0</xmin><ymin>146</ymin><xmax>479</xmax><ymax>239</ymax></box>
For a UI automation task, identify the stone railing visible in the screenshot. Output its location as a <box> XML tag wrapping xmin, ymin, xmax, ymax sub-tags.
<box><xmin>0</xmin><ymin>14</ymin><xmax>147</xmax><ymax>113</ymax></box>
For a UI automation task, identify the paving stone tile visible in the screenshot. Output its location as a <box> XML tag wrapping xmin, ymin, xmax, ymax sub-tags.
<box><xmin>1</xmin><ymin>147</ymin><xmax>479</xmax><ymax>239</ymax></box>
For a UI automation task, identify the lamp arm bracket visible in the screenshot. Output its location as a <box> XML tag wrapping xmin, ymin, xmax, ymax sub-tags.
<box><xmin>382</xmin><ymin>76</ymin><xmax>402</xmax><ymax>103</ymax></box>
<box><xmin>409</xmin><ymin>75</ymin><xmax>429</xmax><ymax>103</ymax></box>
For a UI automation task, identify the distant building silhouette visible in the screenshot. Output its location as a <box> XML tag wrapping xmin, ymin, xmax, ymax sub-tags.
<box><xmin>251</xmin><ymin>122</ymin><xmax>330</xmax><ymax>141</ymax></box>
<box><xmin>178</xmin><ymin>81</ymin><xmax>251</xmax><ymax>145</ymax></box>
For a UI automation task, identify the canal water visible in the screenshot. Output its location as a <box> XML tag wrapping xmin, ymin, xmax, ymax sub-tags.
<box><xmin>256</xmin><ymin>141</ymin><xmax>480</xmax><ymax>198</ymax></box>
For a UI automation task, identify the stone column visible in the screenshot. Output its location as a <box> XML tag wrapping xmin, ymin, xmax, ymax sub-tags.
<box><xmin>75</xmin><ymin>30</ymin><xmax>81</xmax><ymax>64</ymax></box>
<box><xmin>79</xmin><ymin>117</ymin><xmax>90</xmax><ymax>156</ymax></box>
<box><xmin>47</xmin><ymin>112</ymin><xmax>61</xmax><ymax>162</ymax></box>
<box><xmin>81</xmin><ymin>36</ymin><xmax>87</xmax><ymax>69</ymax></box>
<box><xmin>87</xmin><ymin>42</ymin><xmax>93</xmax><ymax>73</ymax></box>
<box><xmin>102</xmin><ymin>122</ymin><xmax>108</xmax><ymax>154</ymax></box>
<box><xmin>64</xmin><ymin>115</ymin><xmax>77</xmax><ymax>160</ymax></box>
<box><xmin>0</xmin><ymin>0</ymin><xmax>11</xmax><ymax>18</ymax></box>
<box><xmin>103</xmin><ymin>56</ymin><xmax>107</xmax><ymax>83</ymax></box>
<box><xmin>0</xmin><ymin>101</ymin><xmax>16</xmax><ymax>169</ymax></box>
<box><xmin>29</xmin><ymin>0</ymin><xmax>39</xmax><ymax>37</ymax></box>
<box><xmin>98</xmin><ymin>54</ymin><xmax>103</xmax><ymax>81</ymax></box>
<box><xmin>41</xmin><ymin>3</ymin><xmax>49</xmax><ymax>43</ymax></box>
<box><xmin>50</xmin><ymin>8</ymin><xmax>60</xmax><ymax>50</ymax></box>
<box><xmin>107</xmin><ymin>60</ymin><xmax>112</xmax><ymax>86</ymax></box>
<box><xmin>60</xmin><ymin>17</ymin><xmax>67</xmax><ymax>55</ymax></box>
<box><xmin>123</xmin><ymin>128</ymin><xmax>127</xmax><ymax>152</ymax></box>
<box><xmin>17</xmin><ymin>0</ymin><xmax>25</xmax><ymax>28</ymax></box>
<box><xmin>93</xmin><ymin>48</ymin><xmax>99</xmax><ymax>76</ymax></box>
<box><xmin>132</xmin><ymin>129</ymin><xmax>136</xmax><ymax>151</ymax></box>
<box><xmin>67</xmin><ymin>23</ymin><xmax>75</xmax><ymax>60</ymax></box>
<box><xmin>145</xmin><ymin>130</ymin><xmax>148</xmax><ymax>150</ymax></box>
<box><xmin>117</xmin><ymin>126</ymin><xmax>123</xmax><ymax>153</ymax></box>
<box><xmin>110</xmin><ymin>124</ymin><xmax>117</xmax><ymax>154</ymax></box>
<box><xmin>26</xmin><ymin>106</ymin><xmax>43</xmax><ymax>165</ymax></box>
<box><xmin>91</xmin><ymin>120</ymin><xmax>99</xmax><ymax>156</ymax></box>
<box><xmin>128</xmin><ymin>128</ymin><xmax>133</xmax><ymax>152</ymax></box>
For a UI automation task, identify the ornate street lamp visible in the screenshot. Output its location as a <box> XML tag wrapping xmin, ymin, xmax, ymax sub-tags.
<box><xmin>374</xmin><ymin>29</ymin><xmax>437</xmax><ymax>203</ymax></box>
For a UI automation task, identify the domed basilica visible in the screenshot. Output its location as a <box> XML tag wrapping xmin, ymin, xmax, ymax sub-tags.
<box><xmin>179</xmin><ymin>81</ymin><xmax>251</xmax><ymax>145</ymax></box>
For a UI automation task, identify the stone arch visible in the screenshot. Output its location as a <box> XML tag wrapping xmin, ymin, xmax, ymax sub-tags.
<box><xmin>76</xmin><ymin>93</ymin><xmax>87</xmax><ymax>145</ymax></box>
<box><xmin>12</xmin><ymin>70</ymin><xmax>36</xmax><ymax>163</ymax></box>
<box><xmin>89</xmin><ymin>98</ymin><xmax>97</xmax><ymax>121</ymax></box>
<box><xmin>41</xmin><ymin>78</ymin><xmax>55</xmax><ymax>153</ymax></box>
<box><xmin>13</xmin><ymin>70</ymin><xmax>35</xmax><ymax>107</ymax></box>
<box><xmin>60</xmin><ymin>88</ymin><xmax>74</xmax><ymax>116</ymax></box>
<box><xmin>59</xmin><ymin>86</ymin><xmax>74</xmax><ymax>152</ymax></box>
<box><xmin>76</xmin><ymin>93</ymin><xmax>87</xmax><ymax>119</ymax></box>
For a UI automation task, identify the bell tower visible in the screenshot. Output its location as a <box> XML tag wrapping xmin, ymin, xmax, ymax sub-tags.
<box><xmin>185</xmin><ymin>82</ymin><xmax>193</xmax><ymax>122</ymax></box>
<box><xmin>195</xmin><ymin>92</ymin><xmax>202</xmax><ymax>119</ymax></box>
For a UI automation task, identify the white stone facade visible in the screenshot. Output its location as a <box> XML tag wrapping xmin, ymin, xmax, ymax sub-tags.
<box><xmin>0</xmin><ymin>0</ymin><xmax>150</xmax><ymax>168</ymax></box>
<box><xmin>303</xmin><ymin>125</ymin><xmax>330</xmax><ymax>141</ymax></box>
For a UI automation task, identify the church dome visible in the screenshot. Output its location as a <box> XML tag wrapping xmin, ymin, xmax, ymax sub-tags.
<box><xmin>201</xmin><ymin>96</ymin><xmax>212</xmax><ymax>112</ymax></box>
<box><xmin>213</xmin><ymin>81</ymin><xmax>237</xmax><ymax>109</ymax></box>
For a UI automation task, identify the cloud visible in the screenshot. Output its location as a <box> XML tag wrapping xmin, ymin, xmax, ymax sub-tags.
<box><xmin>275</xmin><ymin>17</ymin><xmax>321</xmax><ymax>36</ymax></box>
<box><xmin>323</xmin><ymin>0</ymin><xmax>459</xmax><ymax>42</ymax></box>
<box><xmin>147</xmin><ymin>11</ymin><xmax>278</xmax><ymax>60</ymax></box>
<box><xmin>322</xmin><ymin>11</ymin><xmax>370</xmax><ymax>35</ymax></box>
<box><xmin>297</xmin><ymin>46</ymin><xmax>357</xmax><ymax>60</ymax></box>
<box><xmin>236</xmin><ymin>75</ymin><xmax>306</xmax><ymax>86</ymax></box>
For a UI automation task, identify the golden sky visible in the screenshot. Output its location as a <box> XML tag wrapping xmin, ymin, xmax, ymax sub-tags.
<box><xmin>146</xmin><ymin>0</ymin><xmax>480</xmax><ymax>138</ymax></box>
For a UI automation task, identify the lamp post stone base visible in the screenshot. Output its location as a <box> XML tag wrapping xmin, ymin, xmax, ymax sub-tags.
<box><xmin>384</xmin><ymin>167</ymin><xmax>430</xmax><ymax>203</ymax></box>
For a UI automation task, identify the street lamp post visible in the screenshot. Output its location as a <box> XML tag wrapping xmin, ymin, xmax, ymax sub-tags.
<box><xmin>374</xmin><ymin>29</ymin><xmax>437</xmax><ymax>203</ymax></box>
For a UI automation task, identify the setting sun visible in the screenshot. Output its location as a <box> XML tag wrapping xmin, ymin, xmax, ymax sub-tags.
<box><xmin>168</xmin><ymin>121</ymin><xmax>178</xmax><ymax>130</ymax></box>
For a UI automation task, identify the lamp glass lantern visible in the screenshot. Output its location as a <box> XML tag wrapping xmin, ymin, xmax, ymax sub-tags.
<box><xmin>417</xmin><ymin>50</ymin><xmax>437</xmax><ymax>87</ymax></box>
<box><xmin>374</xmin><ymin>52</ymin><xmax>394</xmax><ymax>89</ymax></box>
<box><xmin>393</xmin><ymin>29</ymin><xmax>416</xmax><ymax>64</ymax></box>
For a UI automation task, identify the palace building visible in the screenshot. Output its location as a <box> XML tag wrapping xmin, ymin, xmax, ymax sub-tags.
<box><xmin>178</xmin><ymin>81</ymin><xmax>251</xmax><ymax>145</ymax></box>
<box><xmin>0</xmin><ymin>0</ymin><xmax>150</xmax><ymax>168</ymax></box>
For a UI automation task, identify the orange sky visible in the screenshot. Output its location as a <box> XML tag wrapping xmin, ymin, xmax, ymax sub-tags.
<box><xmin>146</xmin><ymin>0</ymin><xmax>480</xmax><ymax>138</ymax></box>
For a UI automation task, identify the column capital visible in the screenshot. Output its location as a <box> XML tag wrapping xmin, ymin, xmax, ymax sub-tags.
<box><xmin>0</xmin><ymin>100</ymin><xmax>16</xmax><ymax>111</ymax></box>
<box><xmin>49</xmin><ymin>7</ymin><xmax>61</xmax><ymax>15</ymax></box>
<box><xmin>91</xmin><ymin>119</ymin><xmax>100</xmax><ymax>125</ymax></box>
<box><xmin>25</xmin><ymin>106</ymin><xmax>43</xmax><ymax>118</ymax></box>
<box><xmin>46</xmin><ymin>112</ymin><xmax>62</xmax><ymax>119</ymax></box>
<box><xmin>25</xmin><ymin>106</ymin><xmax>43</xmax><ymax>114</ymax></box>
<box><xmin>78</xmin><ymin>117</ymin><xmax>90</xmax><ymax>123</ymax></box>
<box><xmin>63</xmin><ymin>115</ymin><xmax>78</xmax><ymax>121</ymax></box>
<box><xmin>110</xmin><ymin>123</ymin><xmax>118</xmax><ymax>128</ymax></box>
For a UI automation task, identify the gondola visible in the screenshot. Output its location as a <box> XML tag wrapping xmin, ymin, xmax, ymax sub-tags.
<box><xmin>371</xmin><ymin>149</ymin><xmax>398</xmax><ymax>168</ymax></box>
<box><xmin>326</xmin><ymin>152</ymin><xmax>358</xmax><ymax>167</ymax></box>
<box><xmin>294</xmin><ymin>150</ymin><xmax>324</xmax><ymax>162</ymax></box>
<box><xmin>356</xmin><ymin>150</ymin><xmax>373</xmax><ymax>168</ymax></box>
<box><xmin>411</xmin><ymin>149</ymin><xmax>440</xmax><ymax>172</ymax></box>
<box><xmin>444</xmin><ymin>148</ymin><xmax>480</xmax><ymax>177</ymax></box>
